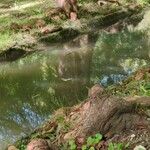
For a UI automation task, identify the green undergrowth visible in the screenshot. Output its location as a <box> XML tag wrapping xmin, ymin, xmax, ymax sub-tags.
<box><xmin>0</xmin><ymin>31</ymin><xmax>15</xmax><ymax>51</ymax></box>
<box><xmin>107</xmin><ymin>67</ymin><xmax>150</xmax><ymax>97</ymax></box>
<box><xmin>62</xmin><ymin>133</ymin><xmax>129</xmax><ymax>150</ymax></box>
<box><xmin>15</xmin><ymin>132</ymin><xmax>129</xmax><ymax>150</ymax></box>
<box><xmin>0</xmin><ymin>0</ymin><xmax>34</xmax><ymax>5</ymax></box>
<box><xmin>0</xmin><ymin>0</ymin><xmax>56</xmax><ymax>51</ymax></box>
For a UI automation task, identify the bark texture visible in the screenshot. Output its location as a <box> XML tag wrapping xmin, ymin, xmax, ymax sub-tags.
<box><xmin>64</xmin><ymin>86</ymin><xmax>150</xmax><ymax>143</ymax></box>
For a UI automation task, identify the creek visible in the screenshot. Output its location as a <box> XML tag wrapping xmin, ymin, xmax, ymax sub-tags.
<box><xmin>0</xmin><ymin>30</ymin><xmax>149</xmax><ymax>149</ymax></box>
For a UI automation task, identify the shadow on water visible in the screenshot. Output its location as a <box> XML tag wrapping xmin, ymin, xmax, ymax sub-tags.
<box><xmin>0</xmin><ymin>29</ymin><xmax>150</xmax><ymax>149</ymax></box>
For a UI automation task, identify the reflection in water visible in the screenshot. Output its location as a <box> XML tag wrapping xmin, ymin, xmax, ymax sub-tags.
<box><xmin>0</xmin><ymin>30</ymin><xmax>150</xmax><ymax>149</ymax></box>
<box><xmin>91</xmin><ymin>30</ymin><xmax>150</xmax><ymax>85</ymax></box>
<box><xmin>0</xmin><ymin>48</ymin><xmax>91</xmax><ymax>149</ymax></box>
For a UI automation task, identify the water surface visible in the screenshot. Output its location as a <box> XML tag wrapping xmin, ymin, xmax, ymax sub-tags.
<box><xmin>0</xmin><ymin>30</ymin><xmax>150</xmax><ymax>149</ymax></box>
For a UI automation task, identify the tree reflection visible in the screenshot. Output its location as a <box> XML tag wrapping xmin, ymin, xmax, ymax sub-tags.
<box><xmin>0</xmin><ymin>48</ymin><xmax>90</xmax><ymax>147</ymax></box>
<box><xmin>91</xmin><ymin>30</ymin><xmax>150</xmax><ymax>84</ymax></box>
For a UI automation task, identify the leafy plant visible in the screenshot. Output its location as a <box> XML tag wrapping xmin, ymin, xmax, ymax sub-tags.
<box><xmin>82</xmin><ymin>145</ymin><xmax>88</xmax><ymax>150</ymax></box>
<box><xmin>20</xmin><ymin>144</ymin><xmax>26</xmax><ymax>150</ymax></box>
<box><xmin>68</xmin><ymin>140</ymin><xmax>77</xmax><ymax>150</ymax></box>
<box><xmin>108</xmin><ymin>142</ymin><xmax>129</xmax><ymax>150</ymax></box>
<box><xmin>87</xmin><ymin>133</ymin><xmax>103</xmax><ymax>146</ymax></box>
<box><xmin>81</xmin><ymin>133</ymin><xmax>102</xmax><ymax>150</ymax></box>
<box><xmin>67</xmin><ymin>133</ymin><xmax>102</xmax><ymax>150</ymax></box>
<box><xmin>140</xmin><ymin>82</ymin><xmax>150</xmax><ymax>96</ymax></box>
<box><xmin>89</xmin><ymin>146</ymin><xmax>95</xmax><ymax>150</ymax></box>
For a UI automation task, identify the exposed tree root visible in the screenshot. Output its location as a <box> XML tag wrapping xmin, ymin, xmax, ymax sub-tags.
<box><xmin>64</xmin><ymin>91</ymin><xmax>150</xmax><ymax>140</ymax></box>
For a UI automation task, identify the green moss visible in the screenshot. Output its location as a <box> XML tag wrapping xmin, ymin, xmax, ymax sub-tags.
<box><xmin>62</xmin><ymin>133</ymin><xmax>128</xmax><ymax>150</ymax></box>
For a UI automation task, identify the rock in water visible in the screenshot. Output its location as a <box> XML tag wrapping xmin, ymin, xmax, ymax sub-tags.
<box><xmin>7</xmin><ymin>145</ymin><xmax>18</xmax><ymax>150</ymax></box>
<box><xmin>27</xmin><ymin>139</ymin><xmax>50</xmax><ymax>150</ymax></box>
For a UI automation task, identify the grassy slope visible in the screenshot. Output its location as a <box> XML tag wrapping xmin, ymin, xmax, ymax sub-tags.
<box><xmin>0</xmin><ymin>0</ymin><xmax>149</xmax><ymax>51</ymax></box>
<box><xmin>0</xmin><ymin>0</ymin><xmax>55</xmax><ymax>51</ymax></box>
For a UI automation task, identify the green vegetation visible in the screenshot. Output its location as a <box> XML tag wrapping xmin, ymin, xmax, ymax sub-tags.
<box><xmin>86</xmin><ymin>134</ymin><xmax>102</xmax><ymax>146</ymax></box>
<box><xmin>0</xmin><ymin>31</ymin><xmax>14</xmax><ymax>50</ymax></box>
<box><xmin>137</xmin><ymin>0</ymin><xmax>150</xmax><ymax>5</ymax></box>
<box><xmin>140</xmin><ymin>82</ymin><xmax>150</xmax><ymax>96</ymax></box>
<box><xmin>63</xmin><ymin>133</ymin><xmax>128</xmax><ymax>150</ymax></box>
<box><xmin>19</xmin><ymin>144</ymin><xmax>26</xmax><ymax>150</ymax></box>
<box><xmin>0</xmin><ymin>0</ymin><xmax>149</xmax><ymax>52</ymax></box>
<box><xmin>108</xmin><ymin>142</ymin><xmax>129</xmax><ymax>150</ymax></box>
<box><xmin>107</xmin><ymin>68</ymin><xmax>150</xmax><ymax>97</ymax></box>
<box><xmin>68</xmin><ymin>140</ymin><xmax>77</xmax><ymax>150</ymax></box>
<box><xmin>82</xmin><ymin>133</ymin><xmax>103</xmax><ymax>150</ymax></box>
<box><xmin>0</xmin><ymin>0</ymin><xmax>55</xmax><ymax>51</ymax></box>
<box><xmin>66</xmin><ymin>133</ymin><xmax>103</xmax><ymax>150</ymax></box>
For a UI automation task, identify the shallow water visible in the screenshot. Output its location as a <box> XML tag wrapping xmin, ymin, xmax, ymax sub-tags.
<box><xmin>0</xmin><ymin>48</ymin><xmax>90</xmax><ymax>149</ymax></box>
<box><xmin>0</xmin><ymin>30</ymin><xmax>150</xmax><ymax>149</ymax></box>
